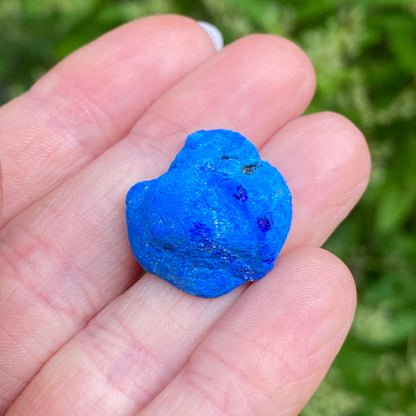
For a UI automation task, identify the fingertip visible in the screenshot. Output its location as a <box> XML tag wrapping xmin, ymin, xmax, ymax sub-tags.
<box><xmin>229</xmin><ymin>34</ymin><xmax>316</xmax><ymax>111</ymax></box>
<box><xmin>264</xmin><ymin>111</ymin><xmax>371</xmax><ymax>249</ymax></box>
<box><xmin>245</xmin><ymin>246</ymin><xmax>357</xmax><ymax>332</ymax></box>
<box><xmin>253</xmin><ymin>34</ymin><xmax>316</xmax><ymax>85</ymax></box>
<box><xmin>140</xmin><ymin>15</ymin><xmax>219</xmax><ymax>54</ymax></box>
<box><xmin>235</xmin><ymin>247</ymin><xmax>357</xmax><ymax>408</ymax></box>
<box><xmin>319</xmin><ymin>111</ymin><xmax>372</xmax><ymax>185</ymax></box>
<box><xmin>296</xmin><ymin>246</ymin><xmax>357</xmax><ymax>315</ymax></box>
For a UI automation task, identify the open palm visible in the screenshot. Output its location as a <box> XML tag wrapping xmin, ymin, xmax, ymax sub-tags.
<box><xmin>0</xmin><ymin>15</ymin><xmax>370</xmax><ymax>416</ymax></box>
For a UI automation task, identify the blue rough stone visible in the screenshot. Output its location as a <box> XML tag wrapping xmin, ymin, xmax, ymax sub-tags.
<box><xmin>126</xmin><ymin>129</ymin><xmax>292</xmax><ymax>298</ymax></box>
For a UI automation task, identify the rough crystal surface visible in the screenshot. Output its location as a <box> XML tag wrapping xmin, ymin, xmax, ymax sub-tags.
<box><xmin>126</xmin><ymin>129</ymin><xmax>292</xmax><ymax>298</ymax></box>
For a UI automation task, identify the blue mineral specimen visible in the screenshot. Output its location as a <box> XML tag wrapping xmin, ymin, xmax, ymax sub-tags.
<box><xmin>126</xmin><ymin>129</ymin><xmax>292</xmax><ymax>298</ymax></box>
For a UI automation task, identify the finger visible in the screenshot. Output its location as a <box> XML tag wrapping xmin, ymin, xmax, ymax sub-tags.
<box><xmin>7</xmin><ymin>113</ymin><xmax>369</xmax><ymax>415</ymax></box>
<box><xmin>136</xmin><ymin>248</ymin><xmax>357</xmax><ymax>416</ymax></box>
<box><xmin>261</xmin><ymin>111</ymin><xmax>371</xmax><ymax>249</ymax></box>
<box><xmin>0</xmin><ymin>35</ymin><xmax>315</xmax><ymax>413</ymax></box>
<box><xmin>0</xmin><ymin>15</ymin><xmax>216</xmax><ymax>225</ymax></box>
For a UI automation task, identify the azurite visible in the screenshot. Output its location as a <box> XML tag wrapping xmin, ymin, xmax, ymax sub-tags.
<box><xmin>126</xmin><ymin>129</ymin><xmax>292</xmax><ymax>298</ymax></box>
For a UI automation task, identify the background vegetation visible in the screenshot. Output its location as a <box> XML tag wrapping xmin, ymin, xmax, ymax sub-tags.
<box><xmin>1</xmin><ymin>0</ymin><xmax>415</xmax><ymax>414</ymax></box>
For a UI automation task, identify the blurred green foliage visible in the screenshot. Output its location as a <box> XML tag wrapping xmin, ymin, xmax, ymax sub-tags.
<box><xmin>1</xmin><ymin>0</ymin><xmax>415</xmax><ymax>414</ymax></box>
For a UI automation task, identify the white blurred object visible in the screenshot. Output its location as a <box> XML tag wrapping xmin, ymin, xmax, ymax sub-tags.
<box><xmin>198</xmin><ymin>21</ymin><xmax>224</xmax><ymax>51</ymax></box>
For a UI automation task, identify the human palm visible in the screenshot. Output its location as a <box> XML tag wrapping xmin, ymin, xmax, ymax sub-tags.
<box><xmin>0</xmin><ymin>15</ymin><xmax>370</xmax><ymax>416</ymax></box>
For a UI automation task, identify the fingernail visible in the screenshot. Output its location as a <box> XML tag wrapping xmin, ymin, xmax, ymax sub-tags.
<box><xmin>198</xmin><ymin>21</ymin><xmax>224</xmax><ymax>51</ymax></box>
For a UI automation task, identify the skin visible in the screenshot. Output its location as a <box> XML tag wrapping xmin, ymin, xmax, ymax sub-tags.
<box><xmin>0</xmin><ymin>15</ymin><xmax>371</xmax><ymax>416</ymax></box>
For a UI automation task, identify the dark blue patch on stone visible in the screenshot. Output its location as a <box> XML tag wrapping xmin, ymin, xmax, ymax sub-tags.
<box><xmin>233</xmin><ymin>185</ymin><xmax>248</xmax><ymax>202</ymax></box>
<box><xmin>257</xmin><ymin>217</ymin><xmax>271</xmax><ymax>232</ymax></box>
<box><xmin>126</xmin><ymin>129</ymin><xmax>292</xmax><ymax>298</ymax></box>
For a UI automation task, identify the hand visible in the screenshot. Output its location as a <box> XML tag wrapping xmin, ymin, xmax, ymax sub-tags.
<box><xmin>0</xmin><ymin>15</ymin><xmax>370</xmax><ymax>416</ymax></box>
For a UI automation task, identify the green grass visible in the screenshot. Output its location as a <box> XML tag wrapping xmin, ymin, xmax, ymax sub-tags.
<box><xmin>1</xmin><ymin>0</ymin><xmax>416</xmax><ymax>414</ymax></box>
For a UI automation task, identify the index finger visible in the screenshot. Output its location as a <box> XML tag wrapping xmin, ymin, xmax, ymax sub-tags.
<box><xmin>0</xmin><ymin>15</ymin><xmax>216</xmax><ymax>225</ymax></box>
